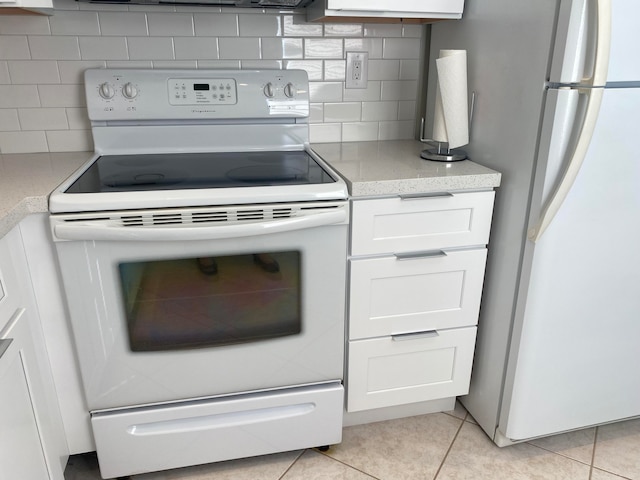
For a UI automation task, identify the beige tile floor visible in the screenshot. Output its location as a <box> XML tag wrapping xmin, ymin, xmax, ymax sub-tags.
<box><xmin>64</xmin><ymin>403</ymin><xmax>640</xmax><ymax>480</ymax></box>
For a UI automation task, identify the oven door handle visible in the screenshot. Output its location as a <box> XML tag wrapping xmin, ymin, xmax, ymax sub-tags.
<box><xmin>53</xmin><ymin>210</ymin><xmax>347</xmax><ymax>241</ymax></box>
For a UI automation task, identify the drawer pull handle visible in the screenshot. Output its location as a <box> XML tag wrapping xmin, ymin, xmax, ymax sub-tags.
<box><xmin>399</xmin><ymin>192</ymin><xmax>453</xmax><ymax>200</ymax></box>
<box><xmin>0</xmin><ymin>339</ymin><xmax>13</xmax><ymax>360</ymax></box>
<box><xmin>394</xmin><ymin>250</ymin><xmax>447</xmax><ymax>260</ymax></box>
<box><xmin>392</xmin><ymin>331</ymin><xmax>439</xmax><ymax>341</ymax></box>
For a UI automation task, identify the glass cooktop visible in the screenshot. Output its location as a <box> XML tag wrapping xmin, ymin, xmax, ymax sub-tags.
<box><xmin>65</xmin><ymin>151</ymin><xmax>336</xmax><ymax>194</ymax></box>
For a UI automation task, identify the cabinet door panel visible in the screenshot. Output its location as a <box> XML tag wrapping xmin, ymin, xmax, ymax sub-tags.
<box><xmin>0</xmin><ymin>311</ymin><xmax>50</xmax><ymax>480</ymax></box>
<box><xmin>349</xmin><ymin>248</ymin><xmax>487</xmax><ymax>340</ymax></box>
<box><xmin>351</xmin><ymin>191</ymin><xmax>494</xmax><ymax>256</ymax></box>
<box><xmin>347</xmin><ymin>326</ymin><xmax>476</xmax><ymax>412</ymax></box>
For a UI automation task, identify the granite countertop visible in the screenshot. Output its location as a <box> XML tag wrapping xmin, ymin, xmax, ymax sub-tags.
<box><xmin>0</xmin><ymin>141</ymin><xmax>502</xmax><ymax>238</ymax></box>
<box><xmin>312</xmin><ymin>140</ymin><xmax>501</xmax><ymax>197</ymax></box>
<box><xmin>0</xmin><ymin>152</ymin><xmax>91</xmax><ymax>237</ymax></box>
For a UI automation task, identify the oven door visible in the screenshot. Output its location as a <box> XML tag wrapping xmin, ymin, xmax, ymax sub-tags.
<box><xmin>51</xmin><ymin>202</ymin><xmax>348</xmax><ymax>411</ymax></box>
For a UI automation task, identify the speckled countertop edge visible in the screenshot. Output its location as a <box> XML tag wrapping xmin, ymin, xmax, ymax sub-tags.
<box><xmin>0</xmin><ymin>152</ymin><xmax>91</xmax><ymax>238</ymax></box>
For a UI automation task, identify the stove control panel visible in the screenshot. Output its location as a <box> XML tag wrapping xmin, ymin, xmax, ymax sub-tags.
<box><xmin>168</xmin><ymin>78</ymin><xmax>237</xmax><ymax>105</ymax></box>
<box><xmin>85</xmin><ymin>69</ymin><xmax>309</xmax><ymax>122</ymax></box>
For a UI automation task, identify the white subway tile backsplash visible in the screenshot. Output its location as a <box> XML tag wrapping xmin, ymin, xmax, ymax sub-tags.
<box><xmin>324</xmin><ymin>60</ymin><xmax>345</xmax><ymax>80</ymax></box>
<box><xmin>309</xmin><ymin>82</ymin><xmax>343</xmax><ymax>103</ymax></box>
<box><xmin>381</xmin><ymin>80</ymin><xmax>418</xmax><ymax>101</ymax></box>
<box><xmin>0</xmin><ymin>37</ymin><xmax>31</xmax><ymax>60</ymax></box>
<box><xmin>218</xmin><ymin>37</ymin><xmax>260</xmax><ymax>60</ymax></box>
<box><xmin>174</xmin><ymin>37</ymin><xmax>219</xmax><ymax>60</ymax></box>
<box><xmin>239</xmin><ymin>14</ymin><xmax>282</xmax><ymax>37</ymax></box>
<box><xmin>324</xmin><ymin>102</ymin><xmax>361</xmax><ymax>122</ymax></box>
<box><xmin>0</xmin><ymin>109</ymin><xmax>20</xmax><ymax>131</ymax></box>
<box><xmin>194</xmin><ymin>14</ymin><xmax>239</xmax><ymax>37</ymax></box>
<box><xmin>50</xmin><ymin>11</ymin><xmax>100</xmax><ymax>36</ymax></box>
<box><xmin>0</xmin><ymin>62</ymin><xmax>10</xmax><ymax>84</ymax></box>
<box><xmin>46</xmin><ymin>129</ymin><xmax>93</xmax><ymax>152</ymax></box>
<box><xmin>343</xmin><ymin>81</ymin><xmax>382</xmax><ymax>102</ymax></box>
<box><xmin>342</xmin><ymin>122</ymin><xmax>378</xmax><ymax>142</ymax></box>
<box><xmin>148</xmin><ymin>13</ymin><xmax>194</xmax><ymax>36</ymax></box>
<box><xmin>65</xmin><ymin>107</ymin><xmax>90</xmax><ymax>130</ymax></box>
<box><xmin>304</xmin><ymin>39</ymin><xmax>343</xmax><ymax>59</ymax></box>
<box><xmin>18</xmin><ymin>108</ymin><xmax>68</xmax><ymax>130</ymax></box>
<box><xmin>344</xmin><ymin>38</ymin><xmax>383</xmax><ymax>59</ymax></box>
<box><xmin>152</xmin><ymin>60</ymin><xmax>198</xmax><ymax>69</ymax></box>
<box><xmin>38</xmin><ymin>84</ymin><xmax>85</xmax><ymax>107</ymax></box>
<box><xmin>0</xmin><ymin>16</ymin><xmax>50</xmax><ymax>35</ymax></box>
<box><xmin>197</xmin><ymin>60</ymin><xmax>241</xmax><ymax>69</ymax></box>
<box><xmin>383</xmin><ymin>38</ymin><xmax>421</xmax><ymax>59</ymax></box>
<box><xmin>283</xmin><ymin>15</ymin><xmax>322</xmax><ymax>37</ymax></box>
<box><xmin>361</xmin><ymin>101</ymin><xmax>398</xmax><ymax>121</ymax></box>
<box><xmin>58</xmin><ymin>60</ymin><xmax>106</xmax><ymax>84</ymax></box>
<box><xmin>262</xmin><ymin>38</ymin><xmax>303</xmax><ymax>60</ymax></box>
<box><xmin>29</xmin><ymin>36</ymin><xmax>80</xmax><ymax>61</ymax></box>
<box><xmin>398</xmin><ymin>100</ymin><xmax>417</xmax><ymax>120</ymax></box>
<box><xmin>98</xmin><ymin>12</ymin><xmax>148</xmax><ymax>37</ymax></box>
<box><xmin>310</xmin><ymin>123</ymin><xmax>341</xmax><ymax>143</ymax></box>
<box><xmin>240</xmin><ymin>60</ymin><xmax>283</xmax><ymax>69</ymax></box>
<box><xmin>309</xmin><ymin>103</ymin><xmax>323</xmax><ymax>123</ymax></box>
<box><xmin>399</xmin><ymin>59</ymin><xmax>420</xmax><ymax>80</ymax></box>
<box><xmin>79</xmin><ymin>36</ymin><xmax>128</xmax><ymax>60</ymax></box>
<box><xmin>364</xmin><ymin>24</ymin><xmax>401</xmax><ymax>38</ymax></box>
<box><xmin>324</xmin><ymin>24</ymin><xmax>362</xmax><ymax>37</ymax></box>
<box><xmin>0</xmin><ymin>131</ymin><xmax>48</xmax><ymax>153</ymax></box>
<box><xmin>0</xmin><ymin>86</ymin><xmax>40</xmax><ymax>108</ymax></box>
<box><xmin>127</xmin><ymin>37</ymin><xmax>174</xmax><ymax>60</ymax></box>
<box><xmin>378</xmin><ymin>120</ymin><xmax>415</xmax><ymax>140</ymax></box>
<box><xmin>8</xmin><ymin>61</ymin><xmax>60</xmax><ymax>84</ymax></box>
<box><xmin>368</xmin><ymin>59</ymin><xmax>400</xmax><ymax>81</ymax></box>
<box><xmin>0</xmin><ymin>6</ymin><xmax>424</xmax><ymax>152</ymax></box>
<box><xmin>285</xmin><ymin>60</ymin><xmax>322</xmax><ymax>80</ymax></box>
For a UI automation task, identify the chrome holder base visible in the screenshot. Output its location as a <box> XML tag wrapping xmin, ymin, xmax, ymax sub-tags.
<box><xmin>420</xmin><ymin>148</ymin><xmax>467</xmax><ymax>162</ymax></box>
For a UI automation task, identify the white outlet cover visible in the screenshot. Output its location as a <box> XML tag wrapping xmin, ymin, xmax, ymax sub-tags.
<box><xmin>346</xmin><ymin>51</ymin><xmax>368</xmax><ymax>89</ymax></box>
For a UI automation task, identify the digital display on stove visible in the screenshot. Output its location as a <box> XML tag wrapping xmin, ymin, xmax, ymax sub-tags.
<box><xmin>64</xmin><ymin>151</ymin><xmax>337</xmax><ymax>194</ymax></box>
<box><xmin>193</xmin><ymin>83</ymin><xmax>209</xmax><ymax>91</ymax></box>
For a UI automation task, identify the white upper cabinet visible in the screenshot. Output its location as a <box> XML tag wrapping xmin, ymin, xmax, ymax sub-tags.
<box><xmin>0</xmin><ymin>0</ymin><xmax>53</xmax><ymax>15</ymax></box>
<box><xmin>307</xmin><ymin>0</ymin><xmax>464</xmax><ymax>22</ymax></box>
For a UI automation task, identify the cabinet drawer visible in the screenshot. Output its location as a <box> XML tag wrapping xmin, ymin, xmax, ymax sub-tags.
<box><xmin>349</xmin><ymin>248</ymin><xmax>487</xmax><ymax>340</ymax></box>
<box><xmin>347</xmin><ymin>326</ymin><xmax>476</xmax><ymax>412</ymax></box>
<box><xmin>351</xmin><ymin>191</ymin><xmax>495</xmax><ymax>255</ymax></box>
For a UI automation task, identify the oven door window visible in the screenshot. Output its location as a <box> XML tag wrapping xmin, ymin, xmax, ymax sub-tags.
<box><xmin>118</xmin><ymin>251</ymin><xmax>301</xmax><ymax>351</ymax></box>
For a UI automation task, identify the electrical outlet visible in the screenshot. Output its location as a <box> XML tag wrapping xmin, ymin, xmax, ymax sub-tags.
<box><xmin>346</xmin><ymin>51</ymin><xmax>368</xmax><ymax>89</ymax></box>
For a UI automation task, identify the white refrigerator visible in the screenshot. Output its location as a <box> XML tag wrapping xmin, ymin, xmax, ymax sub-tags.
<box><xmin>427</xmin><ymin>0</ymin><xmax>640</xmax><ymax>445</ymax></box>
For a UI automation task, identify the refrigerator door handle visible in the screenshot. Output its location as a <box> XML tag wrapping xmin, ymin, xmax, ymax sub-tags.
<box><xmin>583</xmin><ymin>0</ymin><xmax>612</xmax><ymax>86</ymax></box>
<box><xmin>529</xmin><ymin>0</ymin><xmax>611</xmax><ymax>243</ymax></box>
<box><xmin>528</xmin><ymin>88</ymin><xmax>604</xmax><ymax>242</ymax></box>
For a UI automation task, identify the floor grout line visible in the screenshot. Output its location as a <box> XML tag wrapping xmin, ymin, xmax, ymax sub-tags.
<box><xmin>276</xmin><ymin>449</ymin><xmax>306</xmax><ymax>480</ymax></box>
<box><xmin>315</xmin><ymin>448</ymin><xmax>382</xmax><ymax>480</ymax></box>
<box><xmin>432</xmin><ymin>413</ymin><xmax>466</xmax><ymax>480</ymax></box>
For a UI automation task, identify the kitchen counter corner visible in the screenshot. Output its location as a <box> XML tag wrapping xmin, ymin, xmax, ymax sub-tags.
<box><xmin>312</xmin><ymin>140</ymin><xmax>501</xmax><ymax>197</ymax></box>
<box><xmin>0</xmin><ymin>152</ymin><xmax>91</xmax><ymax>238</ymax></box>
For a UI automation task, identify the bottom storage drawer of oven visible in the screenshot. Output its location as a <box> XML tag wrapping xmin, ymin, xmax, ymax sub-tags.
<box><xmin>346</xmin><ymin>327</ymin><xmax>476</xmax><ymax>412</ymax></box>
<box><xmin>91</xmin><ymin>382</ymin><xmax>344</xmax><ymax>479</ymax></box>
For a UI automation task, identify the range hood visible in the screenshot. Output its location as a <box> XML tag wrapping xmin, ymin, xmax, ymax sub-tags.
<box><xmin>75</xmin><ymin>0</ymin><xmax>312</xmax><ymax>8</ymax></box>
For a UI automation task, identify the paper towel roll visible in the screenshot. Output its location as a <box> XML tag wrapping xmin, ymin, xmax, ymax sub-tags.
<box><xmin>432</xmin><ymin>49</ymin><xmax>469</xmax><ymax>149</ymax></box>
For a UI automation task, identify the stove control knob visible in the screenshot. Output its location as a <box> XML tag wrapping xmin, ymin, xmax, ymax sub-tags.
<box><xmin>263</xmin><ymin>82</ymin><xmax>275</xmax><ymax>98</ymax></box>
<box><xmin>98</xmin><ymin>82</ymin><xmax>116</xmax><ymax>99</ymax></box>
<box><xmin>283</xmin><ymin>83</ymin><xmax>296</xmax><ymax>98</ymax></box>
<box><xmin>122</xmin><ymin>82</ymin><xmax>138</xmax><ymax>99</ymax></box>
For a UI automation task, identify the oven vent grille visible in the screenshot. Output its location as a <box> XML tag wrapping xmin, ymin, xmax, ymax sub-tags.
<box><xmin>116</xmin><ymin>205</ymin><xmax>306</xmax><ymax>227</ymax></box>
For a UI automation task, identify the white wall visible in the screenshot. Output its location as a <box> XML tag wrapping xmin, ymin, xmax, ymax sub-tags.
<box><xmin>0</xmin><ymin>0</ymin><xmax>425</xmax><ymax>154</ymax></box>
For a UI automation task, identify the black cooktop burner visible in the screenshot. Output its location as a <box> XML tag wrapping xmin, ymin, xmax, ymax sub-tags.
<box><xmin>65</xmin><ymin>151</ymin><xmax>336</xmax><ymax>194</ymax></box>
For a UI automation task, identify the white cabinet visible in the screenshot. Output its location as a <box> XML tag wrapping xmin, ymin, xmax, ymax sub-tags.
<box><xmin>0</xmin><ymin>227</ymin><xmax>67</xmax><ymax>480</ymax></box>
<box><xmin>346</xmin><ymin>191</ymin><xmax>495</xmax><ymax>413</ymax></box>
<box><xmin>307</xmin><ymin>0</ymin><xmax>464</xmax><ymax>23</ymax></box>
<box><xmin>0</xmin><ymin>0</ymin><xmax>53</xmax><ymax>15</ymax></box>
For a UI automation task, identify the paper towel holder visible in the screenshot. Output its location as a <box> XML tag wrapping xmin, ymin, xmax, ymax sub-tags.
<box><xmin>419</xmin><ymin>91</ymin><xmax>476</xmax><ymax>162</ymax></box>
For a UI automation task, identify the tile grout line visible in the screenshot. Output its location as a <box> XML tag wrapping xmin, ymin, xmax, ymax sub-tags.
<box><xmin>276</xmin><ymin>449</ymin><xmax>306</xmax><ymax>480</ymax></box>
<box><xmin>432</xmin><ymin>412</ymin><xmax>467</xmax><ymax>480</ymax></box>
<box><xmin>314</xmin><ymin>448</ymin><xmax>383</xmax><ymax>480</ymax></box>
<box><xmin>588</xmin><ymin>426</ymin><xmax>598</xmax><ymax>480</ymax></box>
